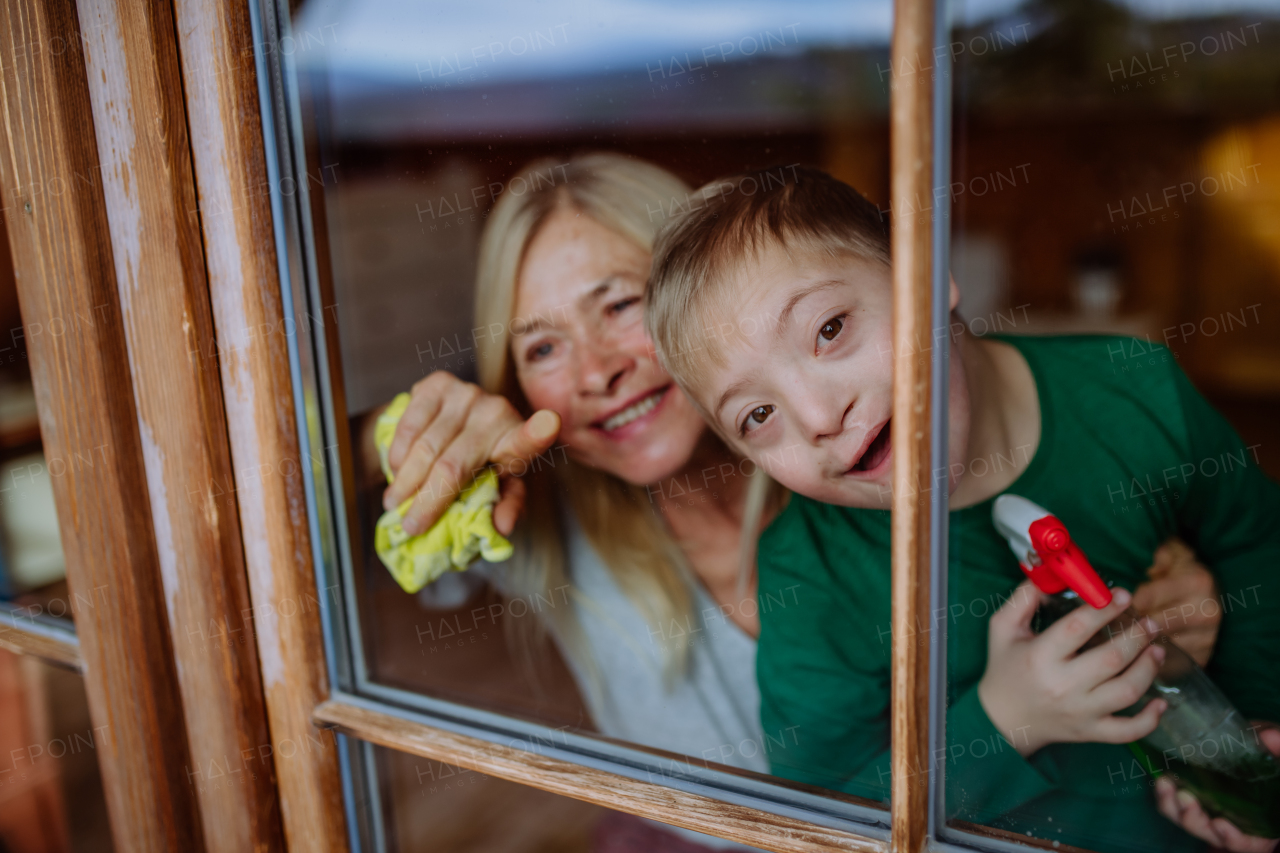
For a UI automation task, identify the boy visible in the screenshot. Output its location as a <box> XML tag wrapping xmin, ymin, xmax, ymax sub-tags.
<box><xmin>644</xmin><ymin>166</ymin><xmax>1280</xmax><ymax>853</ymax></box>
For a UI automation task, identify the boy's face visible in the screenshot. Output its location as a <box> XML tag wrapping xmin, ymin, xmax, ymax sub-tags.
<box><xmin>694</xmin><ymin>242</ymin><xmax>968</xmax><ymax>508</ymax></box>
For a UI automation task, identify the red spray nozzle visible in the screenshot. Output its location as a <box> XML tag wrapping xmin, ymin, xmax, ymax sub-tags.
<box><xmin>1027</xmin><ymin>516</ymin><xmax>1112</xmax><ymax>608</ymax></box>
<box><xmin>992</xmin><ymin>495</ymin><xmax>1114</xmax><ymax>609</ymax></box>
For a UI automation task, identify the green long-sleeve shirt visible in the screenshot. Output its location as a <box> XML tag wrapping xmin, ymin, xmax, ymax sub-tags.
<box><xmin>756</xmin><ymin>335</ymin><xmax>1280</xmax><ymax>853</ymax></box>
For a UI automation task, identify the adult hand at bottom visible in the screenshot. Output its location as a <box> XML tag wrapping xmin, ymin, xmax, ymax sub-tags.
<box><xmin>1154</xmin><ymin>723</ymin><xmax>1280</xmax><ymax>852</ymax></box>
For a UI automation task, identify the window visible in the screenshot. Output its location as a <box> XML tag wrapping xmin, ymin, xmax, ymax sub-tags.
<box><xmin>254</xmin><ymin>0</ymin><xmax>914</xmax><ymax>848</ymax></box>
<box><xmin>264</xmin><ymin>0</ymin><xmax>1280</xmax><ymax>841</ymax></box>
<box><xmin>258</xmin><ymin>0</ymin><xmax>1280</xmax><ymax>848</ymax></box>
<box><xmin>9</xmin><ymin>0</ymin><xmax>1271</xmax><ymax>848</ymax></box>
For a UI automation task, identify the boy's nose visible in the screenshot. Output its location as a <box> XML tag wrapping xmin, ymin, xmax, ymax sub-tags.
<box><xmin>793</xmin><ymin>394</ymin><xmax>850</xmax><ymax>442</ymax></box>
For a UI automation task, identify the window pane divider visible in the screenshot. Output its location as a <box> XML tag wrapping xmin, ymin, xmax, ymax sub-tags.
<box><xmin>340</xmin><ymin>678</ymin><xmax>896</xmax><ymax>828</ymax></box>
<box><xmin>315</xmin><ymin>694</ymin><xmax>891</xmax><ymax>853</ymax></box>
<box><xmin>171</xmin><ymin>0</ymin><xmax>353</xmax><ymax>848</ymax></box>
<box><xmin>0</xmin><ymin>606</ymin><xmax>80</xmax><ymax>671</ymax></box>
<box><xmin>928</xmin><ymin>0</ymin><xmax>954</xmax><ymax>842</ymax></box>
<box><xmin>889</xmin><ymin>0</ymin><xmax>940</xmax><ymax>849</ymax></box>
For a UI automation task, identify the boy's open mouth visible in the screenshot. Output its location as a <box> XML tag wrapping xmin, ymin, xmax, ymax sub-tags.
<box><xmin>847</xmin><ymin>420</ymin><xmax>892</xmax><ymax>475</ymax></box>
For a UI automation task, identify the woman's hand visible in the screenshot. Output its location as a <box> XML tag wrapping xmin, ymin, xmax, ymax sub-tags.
<box><xmin>1131</xmin><ymin>539</ymin><xmax>1220</xmax><ymax>667</ymax></box>
<box><xmin>382</xmin><ymin>371</ymin><xmax>561</xmax><ymax>536</ymax></box>
<box><xmin>1154</xmin><ymin>723</ymin><xmax>1280</xmax><ymax>852</ymax></box>
<box><xmin>978</xmin><ymin>581</ymin><xmax>1167</xmax><ymax>757</ymax></box>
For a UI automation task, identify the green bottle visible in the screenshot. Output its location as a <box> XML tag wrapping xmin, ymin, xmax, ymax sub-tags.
<box><xmin>994</xmin><ymin>494</ymin><xmax>1280</xmax><ymax>837</ymax></box>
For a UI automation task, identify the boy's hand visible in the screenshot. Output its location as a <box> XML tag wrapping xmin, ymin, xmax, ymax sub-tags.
<box><xmin>978</xmin><ymin>580</ymin><xmax>1168</xmax><ymax>757</ymax></box>
<box><xmin>1154</xmin><ymin>723</ymin><xmax>1280</xmax><ymax>852</ymax></box>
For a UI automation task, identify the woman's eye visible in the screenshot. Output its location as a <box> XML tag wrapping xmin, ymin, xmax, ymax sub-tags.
<box><xmin>819</xmin><ymin>316</ymin><xmax>844</xmax><ymax>343</ymax></box>
<box><xmin>608</xmin><ymin>297</ymin><xmax>640</xmax><ymax>315</ymax></box>
<box><xmin>742</xmin><ymin>405</ymin><xmax>775</xmax><ymax>433</ymax></box>
<box><xmin>527</xmin><ymin>341</ymin><xmax>554</xmax><ymax>362</ymax></box>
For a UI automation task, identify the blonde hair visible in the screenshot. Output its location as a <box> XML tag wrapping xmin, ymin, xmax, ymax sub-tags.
<box><xmin>645</xmin><ymin>165</ymin><xmax>890</xmax><ymax>401</ymax></box>
<box><xmin>474</xmin><ymin>152</ymin><xmax>702</xmax><ymax>685</ymax></box>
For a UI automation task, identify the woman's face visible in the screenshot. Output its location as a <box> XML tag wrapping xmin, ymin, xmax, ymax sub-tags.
<box><xmin>511</xmin><ymin>205</ymin><xmax>707</xmax><ymax>486</ymax></box>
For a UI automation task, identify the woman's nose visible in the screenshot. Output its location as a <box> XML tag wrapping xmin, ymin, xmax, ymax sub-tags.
<box><xmin>576</xmin><ymin>342</ymin><xmax>631</xmax><ymax>396</ymax></box>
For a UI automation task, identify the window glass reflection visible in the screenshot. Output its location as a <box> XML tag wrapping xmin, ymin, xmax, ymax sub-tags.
<box><xmin>0</xmin><ymin>213</ymin><xmax>69</xmax><ymax>627</ymax></box>
<box><xmin>944</xmin><ymin>0</ymin><xmax>1280</xmax><ymax>849</ymax></box>
<box><xmin>289</xmin><ymin>0</ymin><xmax>894</xmax><ymax>837</ymax></box>
<box><xmin>0</xmin><ymin>649</ymin><xmax>114</xmax><ymax>852</ymax></box>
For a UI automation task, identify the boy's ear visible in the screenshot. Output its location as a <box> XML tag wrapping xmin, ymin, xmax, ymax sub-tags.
<box><xmin>949</xmin><ymin>276</ymin><xmax>960</xmax><ymax>311</ymax></box>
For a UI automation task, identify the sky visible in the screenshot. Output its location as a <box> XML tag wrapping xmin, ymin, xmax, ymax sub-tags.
<box><xmin>289</xmin><ymin>0</ymin><xmax>1279</xmax><ymax>86</ymax></box>
<box><xmin>294</xmin><ymin>0</ymin><xmax>916</xmax><ymax>85</ymax></box>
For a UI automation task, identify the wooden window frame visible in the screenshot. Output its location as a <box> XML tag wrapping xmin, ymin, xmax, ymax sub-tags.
<box><xmin>0</xmin><ymin>609</ymin><xmax>79</xmax><ymax>671</ymax></box>
<box><xmin>0</xmin><ymin>0</ymin><xmax>1103</xmax><ymax>851</ymax></box>
<box><xmin>0</xmin><ymin>0</ymin><xmax>272</xmax><ymax>849</ymax></box>
<box><xmin>0</xmin><ymin>0</ymin><xmax>339</xmax><ymax>849</ymax></box>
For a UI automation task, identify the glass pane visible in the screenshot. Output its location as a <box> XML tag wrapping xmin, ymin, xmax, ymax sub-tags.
<box><xmin>0</xmin><ymin>648</ymin><xmax>114</xmax><ymax>852</ymax></box>
<box><xmin>269</xmin><ymin>0</ymin><xmax>902</xmax><ymax>841</ymax></box>
<box><xmin>944</xmin><ymin>1</ymin><xmax>1280</xmax><ymax>850</ymax></box>
<box><xmin>371</xmin><ymin>745</ymin><xmax>604</xmax><ymax>853</ymax></box>
<box><xmin>0</xmin><ymin>197</ymin><xmax>71</xmax><ymax>635</ymax></box>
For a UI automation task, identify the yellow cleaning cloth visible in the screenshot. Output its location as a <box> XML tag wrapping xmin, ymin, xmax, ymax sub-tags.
<box><xmin>373</xmin><ymin>393</ymin><xmax>513</xmax><ymax>593</ymax></box>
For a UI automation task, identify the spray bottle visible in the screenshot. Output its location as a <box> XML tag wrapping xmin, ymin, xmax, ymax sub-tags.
<box><xmin>992</xmin><ymin>494</ymin><xmax>1280</xmax><ymax>837</ymax></box>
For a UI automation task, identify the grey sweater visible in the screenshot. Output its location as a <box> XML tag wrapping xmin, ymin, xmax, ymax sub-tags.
<box><xmin>559</xmin><ymin>513</ymin><xmax>768</xmax><ymax>851</ymax></box>
<box><xmin>425</xmin><ymin>513</ymin><xmax>770</xmax><ymax>850</ymax></box>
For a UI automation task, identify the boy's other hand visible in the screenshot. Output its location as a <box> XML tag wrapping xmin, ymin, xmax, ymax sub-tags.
<box><xmin>1154</xmin><ymin>722</ymin><xmax>1280</xmax><ymax>852</ymax></box>
<box><xmin>1131</xmin><ymin>538</ymin><xmax>1220</xmax><ymax>667</ymax></box>
<box><xmin>978</xmin><ymin>580</ymin><xmax>1168</xmax><ymax>757</ymax></box>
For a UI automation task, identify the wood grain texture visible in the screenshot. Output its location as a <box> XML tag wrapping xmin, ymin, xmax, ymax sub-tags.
<box><xmin>73</xmin><ymin>1</ymin><xmax>285</xmax><ymax>850</ymax></box>
<box><xmin>315</xmin><ymin>699</ymin><xmax>890</xmax><ymax>853</ymax></box>
<box><xmin>170</xmin><ymin>2</ymin><xmax>350</xmax><ymax>850</ymax></box>
<box><xmin>0</xmin><ymin>0</ymin><xmax>203</xmax><ymax>849</ymax></box>
<box><xmin>0</xmin><ymin>616</ymin><xmax>80</xmax><ymax>671</ymax></box>
<box><xmin>888</xmin><ymin>0</ymin><xmax>935</xmax><ymax>849</ymax></box>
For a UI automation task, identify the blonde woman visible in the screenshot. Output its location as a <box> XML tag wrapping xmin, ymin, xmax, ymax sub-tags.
<box><xmin>380</xmin><ymin>153</ymin><xmax>1222</xmax><ymax>852</ymax></box>
<box><xmin>384</xmin><ymin>153</ymin><xmax>773</xmax><ymax>852</ymax></box>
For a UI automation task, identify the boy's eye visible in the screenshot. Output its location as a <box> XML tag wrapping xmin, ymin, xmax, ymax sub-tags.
<box><xmin>819</xmin><ymin>316</ymin><xmax>844</xmax><ymax>342</ymax></box>
<box><xmin>742</xmin><ymin>405</ymin><xmax>775</xmax><ymax>433</ymax></box>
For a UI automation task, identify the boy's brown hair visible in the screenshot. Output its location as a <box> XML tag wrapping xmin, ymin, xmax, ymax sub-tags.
<box><xmin>644</xmin><ymin>165</ymin><xmax>889</xmax><ymax>409</ymax></box>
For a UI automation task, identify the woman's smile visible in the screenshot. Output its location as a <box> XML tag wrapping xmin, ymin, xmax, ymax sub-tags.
<box><xmin>592</xmin><ymin>385</ymin><xmax>671</xmax><ymax>437</ymax></box>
